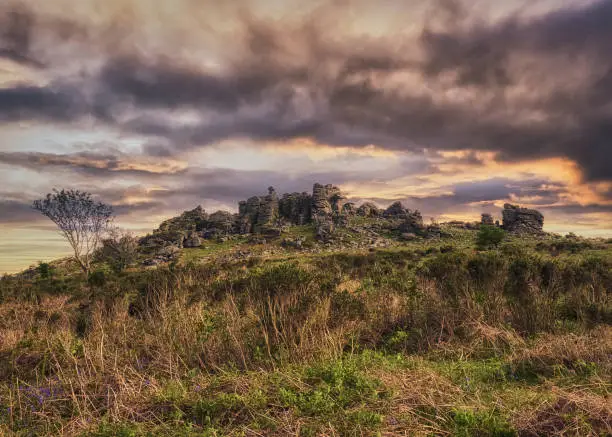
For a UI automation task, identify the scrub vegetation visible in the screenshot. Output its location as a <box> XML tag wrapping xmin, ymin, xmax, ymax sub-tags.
<box><xmin>1</xmin><ymin>225</ymin><xmax>610</xmax><ymax>436</ymax></box>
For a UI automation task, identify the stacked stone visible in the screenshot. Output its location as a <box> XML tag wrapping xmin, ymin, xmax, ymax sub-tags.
<box><xmin>481</xmin><ymin>213</ymin><xmax>494</xmax><ymax>226</ymax></box>
<box><xmin>279</xmin><ymin>192</ymin><xmax>312</xmax><ymax>225</ymax></box>
<box><xmin>502</xmin><ymin>203</ymin><xmax>544</xmax><ymax>234</ymax></box>
<box><xmin>236</xmin><ymin>187</ymin><xmax>280</xmax><ymax>233</ymax></box>
<box><xmin>314</xmin><ymin>211</ymin><xmax>335</xmax><ymax>241</ymax></box>
<box><xmin>255</xmin><ymin>187</ymin><xmax>279</xmax><ymax>233</ymax></box>
<box><xmin>312</xmin><ymin>183</ymin><xmax>333</xmax><ymax>217</ymax></box>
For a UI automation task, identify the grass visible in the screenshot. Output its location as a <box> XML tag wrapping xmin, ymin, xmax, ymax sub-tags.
<box><xmin>0</xmin><ymin>228</ymin><xmax>610</xmax><ymax>435</ymax></box>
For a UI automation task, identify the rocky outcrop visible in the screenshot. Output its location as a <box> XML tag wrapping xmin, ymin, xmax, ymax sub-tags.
<box><xmin>279</xmin><ymin>192</ymin><xmax>312</xmax><ymax>225</ymax></box>
<box><xmin>257</xmin><ymin>187</ymin><xmax>279</xmax><ymax>231</ymax></box>
<box><xmin>314</xmin><ymin>212</ymin><xmax>335</xmax><ymax>241</ymax></box>
<box><xmin>157</xmin><ymin>206</ymin><xmax>208</xmax><ymax>234</ymax></box>
<box><xmin>383</xmin><ymin>201</ymin><xmax>408</xmax><ymax>218</ymax></box>
<box><xmin>481</xmin><ymin>213</ymin><xmax>494</xmax><ymax>226</ymax></box>
<box><xmin>237</xmin><ymin>187</ymin><xmax>279</xmax><ymax>234</ymax></box>
<box><xmin>311</xmin><ymin>183</ymin><xmax>346</xmax><ymax>218</ymax></box>
<box><xmin>139</xmin><ymin>182</ymin><xmax>437</xmax><ymax>254</ymax></box>
<box><xmin>207</xmin><ymin>211</ymin><xmax>235</xmax><ymax>235</ymax></box>
<box><xmin>400</xmin><ymin>210</ymin><xmax>425</xmax><ymax>234</ymax></box>
<box><xmin>141</xmin><ymin>206</ymin><xmax>208</xmax><ymax>247</ymax></box>
<box><xmin>382</xmin><ymin>201</ymin><xmax>425</xmax><ymax>234</ymax></box>
<box><xmin>183</xmin><ymin>231</ymin><xmax>202</xmax><ymax>248</ymax></box>
<box><xmin>357</xmin><ymin>202</ymin><xmax>381</xmax><ymax>217</ymax></box>
<box><xmin>342</xmin><ymin>202</ymin><xmax>356</xmax><ymax>215</ymax></box>
<box><xmin>502</xmin><ymin>204</ymin><xmax>544</xmax><ymax>234</ymax></box>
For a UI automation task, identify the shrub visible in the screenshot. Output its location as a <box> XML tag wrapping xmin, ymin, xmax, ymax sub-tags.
<box><xmin>476</xmin><ymin>225</ymin><xmax>506</xmax><ymax>249</ymax></box>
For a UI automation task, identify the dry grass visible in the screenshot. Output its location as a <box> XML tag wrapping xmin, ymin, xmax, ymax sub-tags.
<box><xmin>0</xmin><ymin>248</ymin><xmax>610</xmax><ymax>435</ymax></box>
<box><xmin>514</xmin><ymin>387</ymin><xmax>612</xmax><ymax>436</ymax></box>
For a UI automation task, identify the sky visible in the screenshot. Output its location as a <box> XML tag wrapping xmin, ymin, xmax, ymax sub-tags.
<box><xmin>1</xmin><ymin>0</ymin><xmax>611</xmax><ymax>273</ymax></box>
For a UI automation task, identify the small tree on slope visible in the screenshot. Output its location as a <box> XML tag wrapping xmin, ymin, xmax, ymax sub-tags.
<box><xmin>33</xmin><ymin>189</ymin><xmax>113</xmax><ymax>276</ymax></box>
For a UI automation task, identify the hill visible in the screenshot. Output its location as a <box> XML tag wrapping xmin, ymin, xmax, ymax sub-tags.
<box><xmin>1</xmin><ymin>185</ymin><xmax>611</xmax><ymax>436</ymax></box>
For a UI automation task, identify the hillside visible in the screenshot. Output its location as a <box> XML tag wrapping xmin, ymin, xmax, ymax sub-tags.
<box><xmin>1</xmin><ymin>192</ymin><xmax>611</xmax><ymax>436</ymax></box>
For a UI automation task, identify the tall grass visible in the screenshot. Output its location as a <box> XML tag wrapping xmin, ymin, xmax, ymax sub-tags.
<box><xmin>0</xmin><ymin>249</ymin><xmax>610</xmax><ymax>435</ymax></box>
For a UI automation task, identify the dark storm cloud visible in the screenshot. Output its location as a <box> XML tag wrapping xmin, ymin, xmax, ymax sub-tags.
<box><xmin>93</xmin><ymin>0</ymin><xmax>612</xmax><ymax>182</ymax></box>
<box><xmin>98</xmin><ymin>55</ymin><xmax>248</xmax><ymax>112</ymax></box>
<box><xmin>419</xmin><ymin>0</ymin><xmax>612</xmax><ymax>181</ymax></box>
<box><xmin>0</xmin><ymin>2</ymin><xmax>87</xmax><ymax>68</ymax></box>
<box><xmin>1</xmin><ymin>0</ymin><xmax>611</xmax><ymax>184</ymax></box>
<box><xmin>0</xmin><ymin>150</ymin><xmax>186</xmax><ymax>177</ymax></box>
<box><xmin>0</xmin><ymin>84</ymin><xmax>86</xmax><ymax>122</ymax></box>
<box><xmin>0</xmin><ymin>4</ymin><xmax>43</xmax><ymax>68</ymax></box>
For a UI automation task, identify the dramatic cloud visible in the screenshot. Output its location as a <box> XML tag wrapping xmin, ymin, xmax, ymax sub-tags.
<box><xmin>2</xmin><ymin>0</ymin><xmax>610</xmax><ymax>183</ymax></box>
<box><xmin>0</xmin><ymin>149</ymin><xmax>187</xmax><ymax>176</ymax></box>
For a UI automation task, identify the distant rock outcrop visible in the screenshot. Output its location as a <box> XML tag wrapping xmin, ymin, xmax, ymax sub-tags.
<box><xmin>382</xmin><ymin>201</ymin><xmax>425</xmax><ymax>234</ymax></box>
<box><xmin>502</xmin><ymin>204</ymin><xmax>544</xmax><ymax>234</ymax></box>
<box><xmin>357</xmin><ymin>202</ymin><xmax>381</xmax><ymax>217</ymax></box>
<box><xmin>481</xmin><ymin>213</ymin><xmax>494</xmax><ymax>226</ymax></box>
<box><xmin>279</xmin><ymin>192</ymin><xmax>312</xmax><ymax>225</ymax></box>
<box><xmin>139</xmin><ymin>182</ymin><xmax>436</xmax><ymax>255</ymax></box>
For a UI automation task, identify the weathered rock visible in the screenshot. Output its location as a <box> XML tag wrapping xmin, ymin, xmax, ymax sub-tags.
<box><xmin>282</xmin><ymin>236</ymin><xmax>306</xmax><ymax>249</ymax></box>
<box><xmin>502</xmin><ymin>203</ymin><xmax>544</xmax><ymax>234</ymax></box>
<box><xmin>315</xmin><ymin>212</ymin><xmax>335</xmax><ymax>241</ymax></box>
<box><xmin>237</xmin><ymin>187</ymin><xmax>280</xmax><ymax>233</ymax></box>
<box><xmin>400</xmin><ymin>232</ymin><xmax>417</xmax><ymax>241</ymax></box>
<box><xmin>207</xmin><ymin>211</ymin><xmax>235</xmax><ymax>234</ymax></box>
<box><xmin>143</xmin><ymin>206</ymin><xmax>209</xmax><ymax>247</ymax></box>
<box><xmin>183</xmin><ymin>231</ymin><xmax>202</xmax><ymax>248</ymax></box>
<box><xmin>357</xmin><ymin>202</ymin><xmax>381</xmax><ymax>217</ymax></box>
<box><xmin>404</xmin><ymin>210</ymin><xmax>424</xmax><ymax>229</ymax></box>
<box><xmin>279</xmin><ymin>192</ymin><xmax>312</xmax><ymax>225</ymax></box>
<box><xmin>312</xmin><ymin>183</ymin><xmax>332</xmax><ymax>216</ymax></box>
<box><xmin>157</xmin><ymin>206</ymin><xmax>208</xmax><ymax>233</ymax></box>
<box><xmin>383</xmin><ymin>201</ymin><xmax>408</xmax><ymax>218</ymax></box>
<box><xmin>312</xmin><ymin>183</ymin><xmax>346</xmax><ymax>218</ymax></box>
<box><xmin>256</xmin><ymin>187</ymin><xmax>279</xmax><ymax>231</ymax></box>
<box><xmin>143</xmin><ymin>244</ymin><xmax>180</xmax><ymax>266</ymax></box>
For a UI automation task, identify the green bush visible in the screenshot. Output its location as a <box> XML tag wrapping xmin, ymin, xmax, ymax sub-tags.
<box><xmin>476</xmin><ymin>225</ymin><xmax>506</xmax><ymax>249</ymax></box>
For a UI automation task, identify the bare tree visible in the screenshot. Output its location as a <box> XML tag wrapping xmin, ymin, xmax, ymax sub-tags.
<box><xmin>33</xmin><ymin>189</ymin><xmax>113</xmax><ymax>276</ymax></box>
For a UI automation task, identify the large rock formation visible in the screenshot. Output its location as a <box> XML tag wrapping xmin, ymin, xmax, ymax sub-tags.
<box><xmin>502</xmin><ymin>204</ymin><xmax>544</xmax><ymax>234</ymax></box>
<box><xmin>382</xmin><ymin>201</ymin><xmax>425</xmax><ymax>234</ymax></box>
<box><xmin>314</xmin><ymin>211</ymin><xmax>335</xmax><ymax>242</ymax></box>
<box><xmin>279</xmin><ymin>192</ymin><xmax>312</xmax><ymax>225</ymax></box>
<box><xmin>237</xmin><ymin>187</ymin><xmax>279</xmax><ymax>233</ymax></box>
<box><xmin>140</xmin><ymin>182</ymin><xmax>434</xmax><ymax>253</ymax></box>
<box><xmin>140</xmin><ymin>206</ymin><xmax>208</xmax><ymax>248</ymax></box>
<box><xmin>311</xmin><ymin>183</ymin><xmax>346</xmax><ymax>218</ymax></box>
<box><xmin>207</xmin><ymin>211</ymin><xmax>235</xmax><ymax>235</ymax></box>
